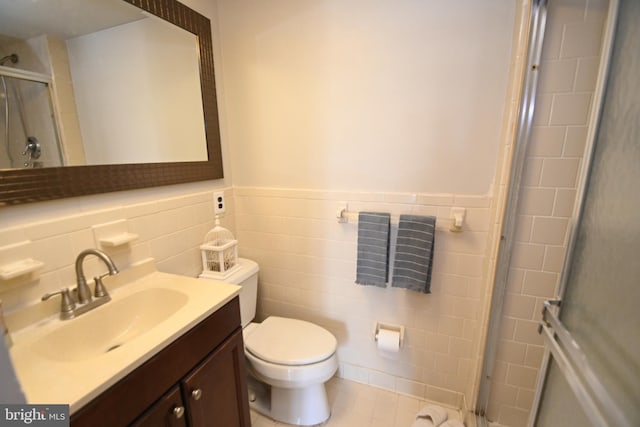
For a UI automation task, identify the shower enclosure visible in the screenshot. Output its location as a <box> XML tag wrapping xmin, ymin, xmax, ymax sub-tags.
<box><xmin>478</xmin><ymin>0</ymin><xmax>638</xmax><ymax>426</ymax></box>
<box><xmin>0</xmin><ymin>54</ymin><xmax>63</xmax><ymax>169</ymax></box>
<box><xmin>530</xmin><ymin>0</ymin><xmax>638</xmax><ymax>425</ymax></box>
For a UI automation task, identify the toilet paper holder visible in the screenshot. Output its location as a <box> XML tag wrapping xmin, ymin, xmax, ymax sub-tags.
<box><xmin>373</xmin><ymin>321</ymin><xmax>405</xmax><ymax>347</ymax></box>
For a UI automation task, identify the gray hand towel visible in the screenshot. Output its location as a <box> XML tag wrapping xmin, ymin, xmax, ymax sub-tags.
<box><xmin>391</xmin><ymin>214</ymin><xmax>436</xmax><ymax>293</ymax></box>
<box><xmin>356</xmin><ymin>212</ymin><xmax>390</xmax><ymax>287</ymax></box>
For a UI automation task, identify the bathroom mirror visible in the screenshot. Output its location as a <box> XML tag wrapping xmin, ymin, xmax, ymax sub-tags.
<box><xmin>0</xmin><ymin>0</ymin><xmax>223</xmax><ymax>205</ymax></box>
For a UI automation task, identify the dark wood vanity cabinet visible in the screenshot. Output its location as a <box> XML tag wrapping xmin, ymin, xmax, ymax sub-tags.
<box><xmin>131</xmin><ymin>386</ymin><xmax>186</xmax><ymax>427</ymax></box>
<box><xmin>71</xmin><ymin>297</ymin><xmax>251</xmax><ymax>427</ymax></box>
<box><xmin>181</xmin><ymin>331</ymin><xmax>248</xmax><ymax>426</ymax></box>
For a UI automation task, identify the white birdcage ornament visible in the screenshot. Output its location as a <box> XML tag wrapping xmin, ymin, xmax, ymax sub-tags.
<box><xmin>199</xmin><ymin>217</ymin><xmax>240</xmax><ymax>280</ymax></box>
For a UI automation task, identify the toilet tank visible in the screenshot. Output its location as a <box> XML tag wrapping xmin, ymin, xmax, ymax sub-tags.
<box><xmin>223</xmin><ymin>258</ymin><xmax>259</xmax><ymax>327</ymax></box>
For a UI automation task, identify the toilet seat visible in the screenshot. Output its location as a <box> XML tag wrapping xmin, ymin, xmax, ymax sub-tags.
<box><xmin>244</xmin><ymin>316</ymin><xmax>337</xmax><ymax>366</ymax></box>
<box><xmin>245</xmin><ymin>350</ymin><xmax>338</xmax><ymax>389</ymax></box>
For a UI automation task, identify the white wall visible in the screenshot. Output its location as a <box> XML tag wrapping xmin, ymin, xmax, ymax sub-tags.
<box><xmin>67</xmin><ymin>17</ymin><xmax>207</xmax><ymax>164</ymax></box>
<box><xmin>213</xmin><ymin>0</ymin><xmax>520</xmax><ymax>416</ymax></box>
<box><xmin>218</xmin><ymin>0</ymin><xmax>515</xmax><ymax>194</ymax></box>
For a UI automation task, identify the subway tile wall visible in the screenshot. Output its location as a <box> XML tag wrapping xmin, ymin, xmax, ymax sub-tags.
<box><xmin>0</xmin><ymin>188</ymin><xmax>233</xmax><ymax>315</ymax></box>
<box><xmin>485</xmin><ymin>0</ymin><xmax>609</xmax><ymax>425</ymax></box>
<box><xmin>0</xmin><ymin>184</ymin><xmax>497</xmax><ymax>414</ymax></box>
<box><xmin>233</xmin><ymin>187</ymin><xmax>495</xmax><ymax>409</ymax></box>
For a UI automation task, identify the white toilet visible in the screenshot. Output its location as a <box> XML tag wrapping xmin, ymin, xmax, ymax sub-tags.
<box><xmin>205</xmin><ymin>258</ymin><xmax>338</xmax><ymax>426</ymax></box>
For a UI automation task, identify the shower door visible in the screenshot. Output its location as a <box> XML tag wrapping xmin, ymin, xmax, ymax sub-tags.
<box><xmin>0</xmin><ymin>73</ymin><xmax>63</xmax><ymax>168</ymax></box>
<box><xmin>531</xmin><ymin>0</ymin><xmax>639</xmax><ymax>426</ymax></box>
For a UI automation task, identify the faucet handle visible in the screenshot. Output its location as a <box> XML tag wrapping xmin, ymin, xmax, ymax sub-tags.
<box><xmin>93</xmin><ymin>274</ymin><xmax>111</xmax><ymax>298</ymax></box>
<box><xmin>42</xmin><ymin>288</ymin><xmax>75</xmax><ymax>319</ymax></box>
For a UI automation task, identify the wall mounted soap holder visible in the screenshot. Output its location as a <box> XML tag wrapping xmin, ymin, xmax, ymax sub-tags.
<box><xmin>98</xmin><ymin>233</ymin><xmax>139</xmax><ymax>247</ymax></box>
<box><xmin>92</xmin><ymin>219</ymin><xmax>138</xmax><ymax>248</ymax></box>
<box><xmin>0</xmin><ymin>258</ymin><xmax>45</xmax><ymax>281</ymax></box>
<box><xmin>0</xmin><ymin>240</ymin><xmax>44</xmax><ymax>281</ymax></box>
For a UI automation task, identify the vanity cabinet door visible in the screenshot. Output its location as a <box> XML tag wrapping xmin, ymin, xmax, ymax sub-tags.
<box><xmin>181</xmin><ymin>329</ymin><xmax>250</xmax><ymax>427</ymax></box>
<box><xmin>131</xmin><ymin>386</ymin><xmax>186</xmax><ymax>427</ymax></box>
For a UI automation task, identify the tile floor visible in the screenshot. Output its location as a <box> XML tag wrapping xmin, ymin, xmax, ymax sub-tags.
<box><xmin>250</xmin><ymin>377</ymin><xmax>464</xmax><ymax>427</ymax></box>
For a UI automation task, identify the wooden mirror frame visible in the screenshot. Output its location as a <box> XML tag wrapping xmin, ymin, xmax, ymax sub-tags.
<box><xmin>0</xmin><ymin>0</ymin><xmax>223</xmax><ymax>206</ymax></box>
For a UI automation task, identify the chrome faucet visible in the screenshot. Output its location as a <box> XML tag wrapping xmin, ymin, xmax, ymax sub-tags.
<box><xmin>42</xmin><ymin>249</ymin><xmax>119</xmax><ymax>320</ymax></box>
<box><xmin>75</xmin><ymin>249</ymin><xmax>119</xmax><ymax>303</ymax></box>
<box><xmin>42</xmin><ymin>288</ymin><xmax>76</xmax><ymax>320</ymax></box>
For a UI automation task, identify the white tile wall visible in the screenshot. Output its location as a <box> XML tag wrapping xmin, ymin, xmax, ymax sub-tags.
<box><xmin>0</xmin><ymin>188</ymin><xmax>231</xmax><ymax>316</ymax></box>
<box><xmin>0</xmin><ymin>183</ymin><xmax>496</xmax><ymax>415</ymax></box>
<box><xmin>233</xmin><ymin>187</ymin><xmax>495</xmax><ymax>409</ymax></box>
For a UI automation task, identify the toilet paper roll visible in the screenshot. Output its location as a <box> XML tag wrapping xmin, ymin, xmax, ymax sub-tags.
<box><xmin>376</xmin><ymin>328</ymin><xmax>400</xmax><ymax>353</ymax></box>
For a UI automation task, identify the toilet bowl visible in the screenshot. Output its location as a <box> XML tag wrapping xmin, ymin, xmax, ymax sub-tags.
<box><xmin>200</xmin><ymin>258</ymin><xmax>338</xmax><ymax>426</ymax></box>
<box><xmin>243</xmin><ymin>317</ymin><xmax>338</xmax><ymax>425</ymax></box>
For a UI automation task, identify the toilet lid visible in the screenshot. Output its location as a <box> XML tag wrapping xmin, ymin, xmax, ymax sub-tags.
<box><xmin>244</xmin><ymin>316</ymin><xmax>337</xmax><ymax>366</ymax></box>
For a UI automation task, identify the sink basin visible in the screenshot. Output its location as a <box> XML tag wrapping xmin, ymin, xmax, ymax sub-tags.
<box><xmin>9</xmin><ymin>259</ymin><xmax>241</xmax><ymax>413</ymax></box>
<box><xmin>33</xmin><ymin>287</ymin><xmax>188</xmax><ymax>362</ymax></box>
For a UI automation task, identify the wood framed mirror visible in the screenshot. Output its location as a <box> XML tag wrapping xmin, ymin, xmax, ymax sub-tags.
<box><xmin>0</xmin><ymin>0</ymin><xmax>223</xmax><ymax>206</ymax></box>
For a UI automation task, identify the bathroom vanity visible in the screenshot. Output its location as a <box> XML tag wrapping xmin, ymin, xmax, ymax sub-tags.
<box><xmin>72</xmin><ymin>298</ymin><xmax>250</xmax><ymax>427</ymax></box>
<box><xmin>8</xmin><ymin>259</ymin><xmax>250</xmax><ymax>427</ymax></box>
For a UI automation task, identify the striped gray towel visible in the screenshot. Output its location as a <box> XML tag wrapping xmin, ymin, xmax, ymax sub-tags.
<box><xmin>391</xmin><ymin>215</ymin><xmax>436</xmax><ymax>293</ymax></box>
<box><xmin>355</xmin><ymin>212</ymin><xmax>390</xmax><ymax>287</ymax></box>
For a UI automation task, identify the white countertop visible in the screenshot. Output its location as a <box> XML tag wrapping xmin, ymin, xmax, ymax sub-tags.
<box><xmin>8</xmin><ymin>259</ymin><xmax>240</xmax><ymax>414</ymax></box>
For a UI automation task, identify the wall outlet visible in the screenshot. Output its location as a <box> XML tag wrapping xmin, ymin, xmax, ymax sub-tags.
<box><xmin>214</xmin><ymin>191</ymin><xmax>225</xmax><ymax>215</ymax></box>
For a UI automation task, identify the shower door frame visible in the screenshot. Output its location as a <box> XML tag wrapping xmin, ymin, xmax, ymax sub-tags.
<box><xmin>0</xmin><ymin>65</ymin><xmax>65</xmax><ymax>168</ymax></box>
<box><xmin>474</xmin><ymin>0</ymin><xmax>549</xmax><ymax>419</ymax></box>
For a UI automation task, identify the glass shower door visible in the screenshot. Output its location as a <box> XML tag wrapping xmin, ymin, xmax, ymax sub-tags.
<box><xmin>0</xmin><ymin>73</ymin><xmax>63</xmax><ymax>168</ymax></box>
<box><xmin>533</xmin><ymin>0</ymin><xmax>639</xmax><ymax>426</ymax></box>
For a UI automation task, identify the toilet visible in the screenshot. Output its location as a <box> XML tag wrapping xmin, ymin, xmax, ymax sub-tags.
<box><xmin>202</xmin><ymin>258</ymin><xmax>338</xmax><ymax>426</ymax></box>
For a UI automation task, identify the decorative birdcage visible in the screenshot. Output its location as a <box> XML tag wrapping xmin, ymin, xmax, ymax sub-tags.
<box><xmin>199</xmin><ymin>219</ymin><xmax>240</xmax><ymax>279</ymax></box>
